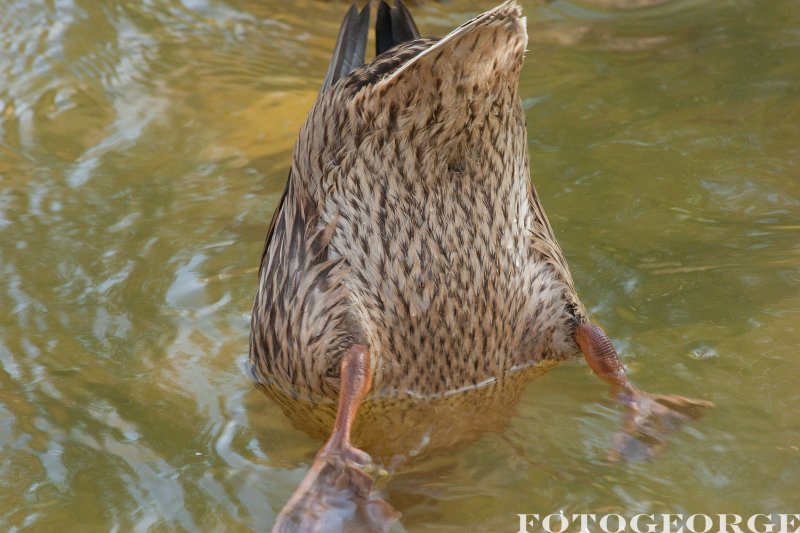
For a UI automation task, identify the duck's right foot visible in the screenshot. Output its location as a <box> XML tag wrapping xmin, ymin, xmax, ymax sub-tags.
<box><xmin>575</xmin><ymin>322</ymin><xmax>714</xmax><ymax>462</ymax></box>
<box><xmin>609</xmin><ymin>386</ymin><xmax>715</xmax><ymax>462</ymax></box>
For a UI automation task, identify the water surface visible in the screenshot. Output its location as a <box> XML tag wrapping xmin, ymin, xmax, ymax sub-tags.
<box><xmin>1</xmin><ymin>0</ymin><xmax>798</xmax><ymax>530</ymax></box>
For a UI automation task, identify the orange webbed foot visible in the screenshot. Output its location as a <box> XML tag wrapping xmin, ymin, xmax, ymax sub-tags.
<box><xmin>273</xmin><ymin>345</ymin><xmax>399</xmax><ymax>532</ymax></box>
<box><xmin>608</xmin><ymin>387</ymin><xmax>715</xmax><ymax>462</ymax></box>
<box><xmin>273</xmin><ymin>443</ymin><xmax>399</xmax><ymax>533</ymax></box>
<box><xmin>575</xmin><ymin>322</ymin><xmax>715</xmax><ymax>462</ymax></box>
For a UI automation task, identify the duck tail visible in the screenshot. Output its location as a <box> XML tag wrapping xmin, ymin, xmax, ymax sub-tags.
<box><xmin>376</xmin><ymin>1</ymin><xmax>526</xmax><ymax>91</ymax></box>
<box><xmin>321</xmin><ymin>3</ymin><xmax>371</xmax><ymax>93</ymax></box>
<box><xmin>376</xmin><ymin>0</ymin><xmax>421</xmax><ymax>56</ymax></box>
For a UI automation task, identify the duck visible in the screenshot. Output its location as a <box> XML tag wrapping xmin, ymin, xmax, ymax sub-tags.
<box><xmin>248</xmin><ymin>1</ymin><xmax>713</xmax><ymax>531</ymax></box>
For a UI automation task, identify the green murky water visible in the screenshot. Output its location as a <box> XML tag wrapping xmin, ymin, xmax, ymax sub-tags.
<box><xmin>1</xmin><ymin>0</ymin><xmax>798</xmax><ymax>530</ymax></box>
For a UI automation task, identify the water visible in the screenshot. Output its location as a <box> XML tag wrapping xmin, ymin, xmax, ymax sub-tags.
<box><xmin>0</xmin><ymin>0</ymin><xmax>798</xmax><ymax>530</ymax></box>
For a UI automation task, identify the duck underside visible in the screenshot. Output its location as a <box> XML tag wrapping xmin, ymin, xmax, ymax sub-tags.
<box><xmin>249</xmin><ymin>1</ymin><xmax>585</xmax><ymax>403</ymax></box>
<box><xmin>250</xmin><ymin>173</ymin><xmax>585</xmax><ymax>403</ymax></box>
<box><xmin>323</xmin><ymin>166</ymin><xmax>584</xmax><ymax>399</ymax></box>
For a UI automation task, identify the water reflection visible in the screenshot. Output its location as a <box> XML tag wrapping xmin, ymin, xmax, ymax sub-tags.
<box><xmin>0</xmin><ymin>0</ymin><xmax>798</xmax><ymax>530</ymax></box>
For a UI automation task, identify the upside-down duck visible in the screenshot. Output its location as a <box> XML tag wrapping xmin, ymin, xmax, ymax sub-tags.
<box><xmin>248</xmin><ymin>1</ymin><xmax>713</xmax><ymax>531</ymax></box>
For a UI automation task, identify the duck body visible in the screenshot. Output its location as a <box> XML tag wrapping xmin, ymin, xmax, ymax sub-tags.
<box><xmin>250</xmin><ymin>3</ymin><xmax>712</xmax><ymax>531</ymax></box>
<box><xmin>249</xmin><ymin>3</ymin><xmax>586</xmax><ymax>405</ymax></box>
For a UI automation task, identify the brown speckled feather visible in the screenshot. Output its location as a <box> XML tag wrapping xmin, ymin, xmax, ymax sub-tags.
<box><xmin>250</xmin><ymin>1</ymin><xmax>587</xmax><ymax>403</ymax></box>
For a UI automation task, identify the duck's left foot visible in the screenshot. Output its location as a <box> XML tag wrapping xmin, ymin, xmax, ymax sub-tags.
<box><xmin>574</xmin><ymin>322</ymin><xmax>715</xmax><ymax>462</ymax></box>
<box><xmin>272</xmin><ymin>444</ymin><xmax>398</xmax><ymax>533</ymax></box>
<box><xmin>272</xmin><ymin>345</ymin><xmax>400</xmax><ymax>533</ymax></box>
<box><xmin>609</xmin><ymin>386</ymin><xmax>715</xmax><ymax>462</ymax></box>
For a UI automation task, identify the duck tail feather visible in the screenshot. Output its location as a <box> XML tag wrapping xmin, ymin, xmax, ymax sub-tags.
<box><xmin>376</xmin><ymin>0</ymin><xmax>421</xmax><ymax>56</ymax></box>
<box><xmin>392</xmin><ymin>0</ymin><xmax>421</xmax><ymax>41</ymax></box>
<box><xmin>376</xmin><ymin>2</ymin><xmax>394</xmax><ymax>56</ymax></box>
<box><xmin>321</xmin><ymin>3</ymin><xmax>371</xmax><ymax>93</ymax></box>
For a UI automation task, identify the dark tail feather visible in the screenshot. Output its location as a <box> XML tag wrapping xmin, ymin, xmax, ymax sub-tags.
<box><xmin>376</xmin><ymin>0</ymin><xmax>421</xmax><ymax>56</ymax></box>
<box><xmin>321</xmin><ymin>3</ymin><xmax>371</xmax><ymax>93</ymax></box>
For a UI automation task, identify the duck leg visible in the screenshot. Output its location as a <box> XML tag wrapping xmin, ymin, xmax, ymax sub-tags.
<box><xmin>273</xmin><ymin>345</ymin><xmax>399</xmax><ymax>533</ymax></box>
<box><xmin>575</xmin><ymin>323</ymin><xmax>714</xmax><ymax>461</ymax></box>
